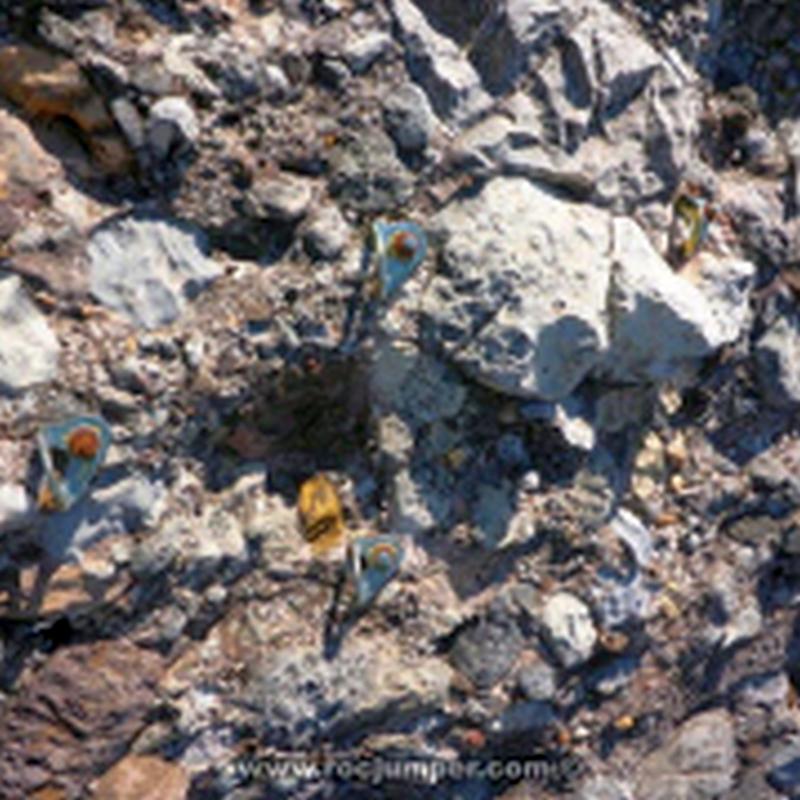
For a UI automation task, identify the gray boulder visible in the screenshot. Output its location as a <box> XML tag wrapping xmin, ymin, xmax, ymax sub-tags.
<box><xmin>423</xmin><ymin>177</ymin><xmax>610</xmax><ymax>401</ymax></box>
<box><xmin>0</xmin><ymin>274</ymin><xmax>60</xmax><ymax>394</ymax></box>
<box><xmin>423</xmin><ymin>177</ymin><xmax>751</xmax><ymax>401</ymax></box>
<box><xmin>88</xmin><ymin>216</ymin><xmax>222</xmax><ymax>330</ymax></box>
<box><xmin>600</xmin><ymin>217</ymin><xmax>734</xmax><ymax>384</ymax></box>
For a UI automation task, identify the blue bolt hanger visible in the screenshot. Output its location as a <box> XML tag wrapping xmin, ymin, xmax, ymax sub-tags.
<box><xmin>347</xmin><ymin>533</ymin><xmax>405</xmax><ymax>610</ymax></box>
<box><xmin>337</xmin><ymin>218</ymin><xmax>429</xmax><ymax>354</ymax></box>
<box><xmin>372</xmin><ymin>219</ymin><xmax>428</xmax><ymax>302</ymax></box>
<box><xmin>37</xmin><ymin>415</ymin><xmax>112</xmax><ymax>512</ymax></box>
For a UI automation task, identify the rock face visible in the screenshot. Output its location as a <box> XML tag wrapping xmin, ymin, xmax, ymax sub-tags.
<box><xmin>39</xmin><ymin>473</ymin><xmax>166</xmax><ymax>564</ymax></box>
<box><xmin>0</xmin><ymin>483</ymin><xmax>33</xmax><ymax>532</ymax></box>
<box><xmin>303</xmin><ymin>203</ymin><xmax>350</xmax><ymax>260</ymax></box>
<box><xmin>146</xmin><ymin>96</ymin><xmax>199</xmax><ymax>160</ymax></box>
<box><xmin>1</xmin><ymin>0</ymin><xmax>799</xmax><ymax>796</ymax></box>
<box><xmin>450</xmin><ymin>611</ymin><xmax>524</xmax><ymax>689</ymax></box>
<box><xmin>88</xmin><ymin>215</ymin><xmax>222</xmax><ymax>329</ymax></box>
<box><xmin>247</xmin><ymin>641</ymin><xmax>452</xmax><ymax>745</ymax></box>
<box><xmin>329</xmin><ymin>127</ymin><xmax>414</xmax><ymax>211</ymax></box>
<box><xmin>0</xmin><ymin>274</ymin><xmax>60</xmax><ymax>394</ymax></box>
<box><xmin>245</xmin><ymin>174</ymin><xmax>314</xmax><ymax>222</ymax></box>
<box><xmin>162</xmin><ymin>595</ymin><xmax>453</xmax><ymax>754</ymax></box>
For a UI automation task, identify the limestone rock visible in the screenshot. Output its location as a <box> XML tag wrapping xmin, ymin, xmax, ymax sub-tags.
<box><xmin>423</xmin><ymin>177</ymin><xmax>611</xmax><ymax>400</ymax></box>
<box><xmin>531</xmin><ymin>1</ymin><xmax>663</xmax><ymax>139</ymax></box>
<box><xmin>329</xmin><ymin>127</ymin><xmax>414</xmax><ymax>211</ymax></box>
<box><xmin>369</xmin><ymin>340</ymin><xmax>467</xmax><ymax>426</ymax></box>
<box><xmin>344</xmin><ymin>31</ymin><xmax>393</xmax><ymax>74</ymax></box>
<box><xmin>0</xmin><ymin>274</ymin><xmax>60</xmax><ymax>394</ymax></box>
<box><xmin>516</xmin><ymin>660</ymin><xmax>557</xmax><ymax>701</ymax></box>
<box><xmin>249</xmin><ymin>642</ymin><xmax>451</xmax><ymax>745</ymax></box>
<box><xmin>88</xmin><ymin>215</ymin><xmax>222</xmax><ymax>329</ymax></box>
<box><xmin>390</xmin><ymin>466</ymin><xmax>451</xmax><ymax>535</ymax></box>
<box><xmin>684</xmin><ymin>252</ymin><xmax>755</xmax><ymax>344</ymax></box>
<box><xmin>441</xmin><ymin>0</ymin><xmax>698</xmax><ymax>207</ymax></box>
<box><xmin>577</xmin><ymin>775</ymin><xmax>635</xmax><ymax>800</ymax></box>
<box><xmin>389</xmin><ymin>0</ymin><xmax>491</xmax><ymax>125</ymax></box>
<box><xmin>450</xmin><ymin>613</ymin><xmax>524</xmax><ymax>690</ymax></box>
<box><xmin>147</xmin><ymin>96</ymin><xmax>199</xmax><ymax>159</ymax></box>
<box><xmin>244</xmin><ymin>174</ymin><xmax>314</xmax><ymax>222</ymax></box>
<box><xmin>427</xmin><ymin>182</ymin><xmax>751</xmax><ymax>403</ymax></box>
<box><xmin>472</xmin><ymin>481</ymin><xmax>516</xmax><ymax>549</ymax></box>
<box><xmin>601</xmin><ymin>217</ymin><xmax>736</xmax><ymax>383</ymax></box>
<box><xmin>164</xmin><ymin>597</ymin><xmax>452</xmax><ymax>749</ymax></box>
<box><xmin>303</xmin><ymin>203</ymin><xmax>350</xmax><ymax>260</ymax></box>
<box><xmin>40</xmin><ymin>474</ymin><xmax>167</xmax><ymax>565</ymax></box>
<box><xmin>383</xmin><ymin>81</ymin><xmax>436</xmax><ymax>151</ymax></box>
<box><xmin>635</xmin><ymin>709</ymin><xmax>737</xmax><ymax>799</ymax></box>
<box><xmin>0</xmin><ymin>483</ymin><xmax>34</xmax><ymax>533</ymax></box>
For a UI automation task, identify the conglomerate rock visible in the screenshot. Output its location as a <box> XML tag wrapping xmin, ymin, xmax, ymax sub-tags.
<box><xmin>0</xmin><ymin>1</ymin><xmax>797</xmax><ymax>798</ymax></box>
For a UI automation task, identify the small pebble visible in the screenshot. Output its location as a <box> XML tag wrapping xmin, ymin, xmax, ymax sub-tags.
<box><xmin>541</xmin><ymin>591</ymin><xmax>598</xmax><ymax>668</ymax></box>
<box><xmin>383</xmin><ymin>82</ymin><xmax>436</xmax><ymax>152</ymax></box>
<box><xmin>344</xmin><ymin>32</ymin><xmax>392</xmax><ymax>74</ymax></box>
<box><xmin>516</xmin><ymin>662</ymin><xmax>557</xmax><ymax>701</ymax></box>
<box><xmin>245</xmin><ymin>175</ymin><xmax>313</xmax><ymax>222</ymax></box>
<box><xmin>303</xmin><ymin>204</ymin><xmax>350</xmax><ymax>261</ymax></box>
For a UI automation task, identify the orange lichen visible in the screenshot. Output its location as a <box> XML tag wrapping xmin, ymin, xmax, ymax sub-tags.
<box><xmin>67</xmin><ymin>425</ymin><xmax>102</xmax><ymax>459</ymax></box>
<box><xmin>462</xmin><ymin>728</ymin><xmax>486</xmax><ymax>749</ymax></box>
<box><xmin>387</xmin><ymin>230</ymin><xmax>418</xmax><ymax>261</ymax></box>
<box><xmin>365</xmin><ymin>541</ymin><xmax>398</xmax><ymax>570</ymax></box>
<box><xmin>556</xmin><ymin>726</ymin><xmax>572</xmax><ymax>747</ymax></box>
<box><xmin>613</xmin><ymin>714</ymin><xmax>636</xmax><ymax>733</ymax></box>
